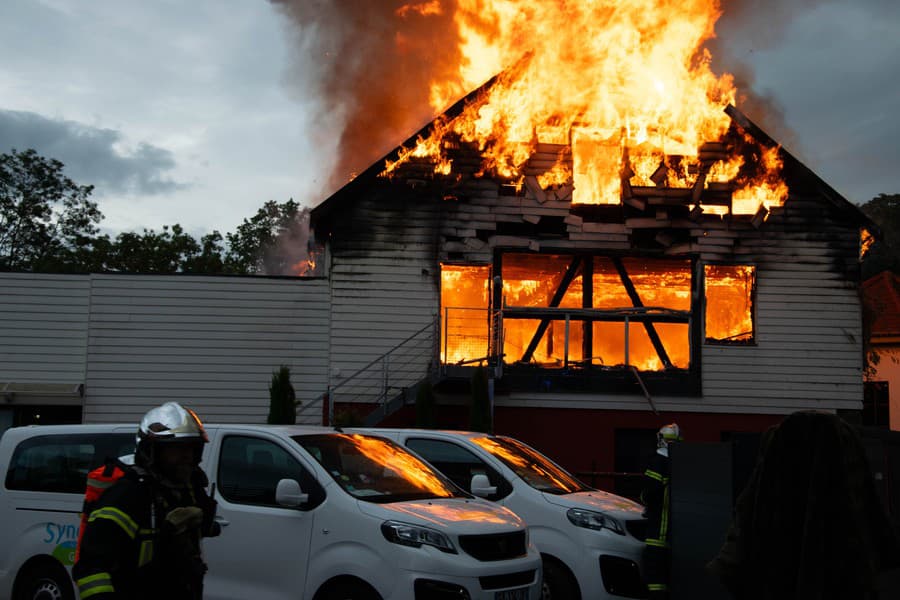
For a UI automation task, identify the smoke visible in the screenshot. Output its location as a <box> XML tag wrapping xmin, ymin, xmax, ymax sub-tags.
<box><xmin>270</xmin><ymin>0</ymin><xmax>465</xmax><ymax>198</ymax></box>
<box><xmin>709</xmin><ymin>0</ymin><xmax>845</xmax><ymax>150</ymax></box>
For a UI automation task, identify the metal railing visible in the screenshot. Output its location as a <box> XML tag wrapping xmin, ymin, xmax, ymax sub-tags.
<box><xmin>326</xmin><ymin>318</ymin><xmax>440</xmax><ymax>425</ymax></box>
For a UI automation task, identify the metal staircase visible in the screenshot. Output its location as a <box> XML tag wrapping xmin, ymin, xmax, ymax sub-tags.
<box><xmin>325</xmin><ymin>318</ymin><xmax>441</xmax><ymax>426</ymax></box>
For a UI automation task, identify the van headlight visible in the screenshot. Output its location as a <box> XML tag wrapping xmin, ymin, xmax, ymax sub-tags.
<box><xmin>566</xmin><ymin>508</ymin><xmax>625</xmax><ymax>535</ymax></box>
<box><xmin>381</xmin><ymin>521</ymin><xmax>457</xmax><ymax>553</ymax></box>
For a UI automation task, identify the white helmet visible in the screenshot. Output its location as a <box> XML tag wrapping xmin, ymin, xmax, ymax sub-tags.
<box><xmin>136</xmin><ymin>402</ymin><xmax>207</xmax><ymax>466</ymax></box>
<box><xmin>657</xmin><ymin>423</ymin><xmax>683</xmax><ymax>447</ymax></box>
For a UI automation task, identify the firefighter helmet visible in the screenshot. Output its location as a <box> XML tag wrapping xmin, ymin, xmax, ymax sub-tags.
<box><xmin>136</xmin><ymin>402</ymin><xmax>208</xmax><ymax>466</ymax></box>
<box><xmin>658</xmin><ymin>423</ymin><xmax>683</xmax><ymax>443</ymax></box>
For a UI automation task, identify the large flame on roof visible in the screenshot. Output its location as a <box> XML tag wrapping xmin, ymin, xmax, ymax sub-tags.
<box><xmin>385</xmin><ymin>0</ymin><xmax>785</xmax><ymax>213</ymax></box>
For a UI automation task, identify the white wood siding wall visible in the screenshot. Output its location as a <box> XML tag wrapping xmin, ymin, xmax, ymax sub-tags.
<box><xmin>84</xmin><ymin>275</ymin><xmax>330</xmax><ymax>424</ymax></box>
<box><xmin>0</xmin><ymin>273</ymin><xmax>330</xmax><ymax>424</ymax></box>
<box><xmin>0</xmin><ymin>273</ymin><xmax>90</xmax><ymax>385</ymax></box>
<box><xmin>326</xmin><ymin>194</ymin><xmax>440</xmax><ymax>403</ymax></box>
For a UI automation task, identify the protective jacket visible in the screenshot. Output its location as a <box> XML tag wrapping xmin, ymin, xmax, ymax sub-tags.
<box><xmin>641</xmin><ymin>450</ymin><xmax>672</xmax><ymax>597</ymax></box>
<box><xmin>72</xmin><ymin>463</ymin><xmax>219</xmax><ymax>600</ymax></box>
<box><xmin>642</xmin><ymin>451</ymin><xmax>671</xmax><ymax>549</ymax></box>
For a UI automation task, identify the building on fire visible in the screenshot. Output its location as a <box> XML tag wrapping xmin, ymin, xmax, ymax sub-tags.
<box><xmin>308</xmin><ymin>78</ymin><xmax>882</xmax><ymax>477</ymax></box>
<box><xmin>0</xmin><ymin>89</ymin><xmax>889</xmax><ymax>483</ymax></box>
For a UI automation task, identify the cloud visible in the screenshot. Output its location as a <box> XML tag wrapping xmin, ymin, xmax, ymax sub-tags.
<box><xmin>0</xmin><ymin>109</ymin><xmax>185</xmax><ymax>196</ymax></box>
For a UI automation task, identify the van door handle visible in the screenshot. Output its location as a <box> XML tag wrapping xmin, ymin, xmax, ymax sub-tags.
<box><xmin>214</xmin><ymin>516</ymin><xmax>230</xmax><ymax>527</ymax></box>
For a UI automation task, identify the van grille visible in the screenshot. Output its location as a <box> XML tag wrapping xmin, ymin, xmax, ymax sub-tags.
<box><xmin>458</xmin><ymin>531</ymin><xmax>527</xmax><ymax>561</ymax></box>
<box><xmin>479</xmin><ymin>570</ymin><xmax>536</xmax><ymax>590</ymax></box>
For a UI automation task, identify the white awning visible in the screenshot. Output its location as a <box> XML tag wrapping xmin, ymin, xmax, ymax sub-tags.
<box><xmin>1</xmin><ymin>382</ymin><xmax>84</xmax><ymax>406</ymax></box>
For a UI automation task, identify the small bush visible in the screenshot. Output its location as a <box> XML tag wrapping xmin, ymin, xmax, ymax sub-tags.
<box><xmin>267</xmin><ymin>365</ymin><xmax>297</xmax><ymax>424</ymax></box>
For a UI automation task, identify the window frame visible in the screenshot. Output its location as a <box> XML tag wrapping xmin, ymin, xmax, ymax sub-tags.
<box><xmin>216</xmin><ymin>435</ymin><xmax>324</xmax><ymax>510</ymax></box>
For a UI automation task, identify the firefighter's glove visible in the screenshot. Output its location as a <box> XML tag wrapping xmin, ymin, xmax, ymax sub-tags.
<box><xmin>165</xmin><ymin>506</ymin><xmax>204</xmax><ymax>535</ymax></box>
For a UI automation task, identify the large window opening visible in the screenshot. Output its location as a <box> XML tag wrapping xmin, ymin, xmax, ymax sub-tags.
<box><xmin>440</xmin><ymin>255</ymin><xmax>695</xmax><ymax>372</ymax></box>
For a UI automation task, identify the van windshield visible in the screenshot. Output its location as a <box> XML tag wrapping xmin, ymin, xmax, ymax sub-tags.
<box><xmin>471</xmin><ymin>436</ymin><xmax>590</xmax><ymax>494</ymax></box>
<box><xmin>294</xmin><ymin>433</ymin><xmax>464</xmax><ymax>503</ymax></box>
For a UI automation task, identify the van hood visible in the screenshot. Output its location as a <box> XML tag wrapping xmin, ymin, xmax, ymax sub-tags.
<box><xmin>357</xmin><ymin>498</ymin><xmax>525</xmax><ymax>535</ymax></box>
<box><xmin>542</xmin><ymin>490</ymin><xmax>644</xmax><ymax>519</ymax></box>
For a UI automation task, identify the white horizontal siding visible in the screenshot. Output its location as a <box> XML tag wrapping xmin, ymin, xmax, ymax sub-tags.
<box><xmin>82</xmin><ymin>275</ymin><xmax>331</xmax><ymax>425</ymax></box>
<box><xmin>326</xmin><ymin>195</ymin><xmax>440</xmax><ymax>401</ymax></box>
<box><xmin>697</xmin><ymin>254</ymin><xmax>863</xmax><ymax>414</ymax></box>
<box><xmin>0</xmin><ymin>273</ymin><xmax>90</xmax><ymax>384</ymax></box>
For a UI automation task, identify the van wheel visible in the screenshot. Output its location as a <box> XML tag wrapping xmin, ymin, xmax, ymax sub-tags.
<box><xmin>321</xmin><ymin>580</ymin><xmax>381</xmax><ymax>600</ymax></box>
<box><xmin>14</xmin><ymin>562</ymin><xmax>75</xmax><ymax>600</ymax></box>
<box><xmin>541</xmin><ymin>558</ymin><xmax>580</xmax><ymax>600</ymax></box>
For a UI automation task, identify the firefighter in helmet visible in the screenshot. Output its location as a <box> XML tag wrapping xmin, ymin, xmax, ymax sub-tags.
<box><xmin>641</xmin><ymin>422</ymin><xmax>682</xmax><ymax>599</ymax></box>
<box><xmin>73</xmin><ymin>402</ymin><xmax>221</xmax><ymax>600</ymax></box>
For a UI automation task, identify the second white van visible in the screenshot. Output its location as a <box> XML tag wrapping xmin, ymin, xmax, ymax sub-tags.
<box><xmin>356</xmin><ymin>428</ymin><xmax>648</xmax><ymax>600</ymax></box>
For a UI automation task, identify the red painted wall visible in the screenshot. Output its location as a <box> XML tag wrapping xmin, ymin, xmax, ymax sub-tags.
<box><xmin>339</xmin><ymin>400</ymin><xmax>784</xmax><ymax>481</ymax></box>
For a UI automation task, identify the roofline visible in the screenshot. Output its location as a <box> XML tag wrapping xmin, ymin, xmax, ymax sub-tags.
<box><xmin>310</xmin><ymin>85</ymin><xmax>879</xmax><ymax>237</ymax></box>
<box><xmin>725</xmin><ymin>105</ymin><xmax>879</xmax><ymax>235</ymax></box>
<box><xmin>310</xmin><ymin>74</ymin><xmax>501</xmax><ymax>227</ymax></box>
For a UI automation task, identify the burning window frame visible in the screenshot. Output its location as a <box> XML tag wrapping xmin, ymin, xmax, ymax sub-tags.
<box><xmin>440</xmin><ymin>253</ymin><xmax>759</xmax><ymax>392</ymax></box>
<box><xmin>441</xmin><ymin>252</ymin><xmax>703</xmax><ymax>376</ymax></box>
<box><xmin>703</xmin><ymin>264</ymin><xmax>757</xmax><ymax>345</ymax></box>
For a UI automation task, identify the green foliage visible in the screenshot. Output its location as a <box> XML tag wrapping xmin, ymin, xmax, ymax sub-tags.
<box><xmin>0</xmin><ymin>149</ymin><xmax>100</xmax><ymax>271</ymax></box>
<box><xmin>469</xmin><ymin>366</ymin><xmax>492</xmax><ymax>433</ymax></box>
<box><xmin>0</xmin><ymin>148</ymin><xmax>317</xmax><ymax>275</ymax></box>
<box><xmin>225</xmin><ymin>200</ymin><xmax>312</xmax><ymax>275</ymax></box>
<box><xmin>267</xmin><ymin>365</ymin><xmax>297</xmax><ymax>425</ymax></box>
<box><xmin>415</xmin><ymin>383</ymin><xmax>436</xmax><ymax>428</ymax></box>
<box><xmin>861</xmin><ymin>194</ymin><xmax>900</xmax><ymax>279</ymax></box>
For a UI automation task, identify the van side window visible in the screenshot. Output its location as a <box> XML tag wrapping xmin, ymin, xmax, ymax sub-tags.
<box><xmin>5</xmin><ymin>434</ymin><xmax>134</xmax><ymax>494</ymax></box>
<box><xmin>406</xmin><ymin>438</ymin><xmax>512</xmax><ymax>500</ymax></box>
<box><xmin>218</xmin><ymin>436</ymin><xmax>324</xmax><ymax>509</ymax></box>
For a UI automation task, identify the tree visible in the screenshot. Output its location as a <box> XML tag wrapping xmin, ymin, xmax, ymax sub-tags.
<box><xmin>0</xmin><ymin>149</ymin><xmax>101</xmax><ymax>271</ymax></box>
<box><xmin>267</xmin><ymin>365</ymin><xmax>298</xmax><ymax>424</ymax></box>
<box><xmin>860</xmin><ymin>193</ymin><xmax>900</xmax><ymax>279</ymax></box>
<box><xmin>104</xmin><ymin>224</ymin><xmax>202</xmax><ymax>273</ymax></box>
<box><xmin>225</xmin><ymin>200</ymin><xmax>313</xmax><ymax>275</ymax></box>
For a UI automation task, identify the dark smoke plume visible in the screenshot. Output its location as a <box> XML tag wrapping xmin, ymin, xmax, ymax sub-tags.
<box><xmin>271</xmin><ymin>0</ymin><xmax>465</xmax><ymax>199</ymax></box>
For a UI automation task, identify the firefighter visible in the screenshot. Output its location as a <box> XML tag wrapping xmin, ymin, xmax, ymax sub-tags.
<box><xmin>73</xmin><ymin>402</ymin><xmax>221</xmax><ymax>600</ymax></box>
<box><xmin>641</xmin><ymin>422</ymin><xmax>682</xmax><ymax>599</ymax></box>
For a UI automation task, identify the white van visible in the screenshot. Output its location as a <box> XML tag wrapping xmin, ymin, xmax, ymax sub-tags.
<box><xmin>0</xmin><ymin>423</ymin><xmax>543</xmax><ymax>600</ymax></box>
<box><xmin>355</xmin><ymin>429</ymin><xmax>648</xmax><ymax>600</ymax></box>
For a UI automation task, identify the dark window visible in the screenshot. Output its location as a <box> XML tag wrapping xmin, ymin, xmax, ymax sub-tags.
<box><xmin>217</xmin><ymin>436</ymin><xmax>323</xmax><ymax>509</ymax></box>
<box><xmin>5</xmin><ymin>433</ymin><xmax>134</xmax><ymax>494</ymax></box>
<box><xmin>863</xmin><ymin>381</ymin><xmax>890</xmax><ymax>428</ymax></box>
<box><xmin>406</xmin><ymin>438</ymin><xmax>512</xmax><ymax>500</ymax></box>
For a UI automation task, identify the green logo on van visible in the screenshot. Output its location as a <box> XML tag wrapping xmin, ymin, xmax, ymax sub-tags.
<box><xmin>52</xmin><ymin>540</ymin><xmax>77</xmax><ymax>566</ymax></box>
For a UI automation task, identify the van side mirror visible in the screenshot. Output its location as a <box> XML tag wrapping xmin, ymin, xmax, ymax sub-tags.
<box><xmin>275</xmin><ymin>478</ymin><xmax>309</xmax><ymax>508</ymax></box>
<box><xmin>470</xmin><ymin>473</ymin><xmax>497</xmax><ymax>498</ymax></box>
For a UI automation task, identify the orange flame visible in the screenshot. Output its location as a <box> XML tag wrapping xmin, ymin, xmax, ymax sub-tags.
<box><xmin>345</xmin><ymin>434</ymin><xmax>454</xmax><ymax>496</ymax></box>
<box><xmin>442</xmin><ymin>258</ymin><xmax>755</xmax><ymax>370</ymax></box>
<box><xmin>383</xmin><ymin>0</ymin><xmax>786</xmax><ymax>214</ymax></box>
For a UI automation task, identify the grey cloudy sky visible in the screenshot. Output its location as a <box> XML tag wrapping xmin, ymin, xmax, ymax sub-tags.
<box><xmin>1</xmin><ymin>1</ymin><xmax>897</xmax><ymax>238</ymax></box>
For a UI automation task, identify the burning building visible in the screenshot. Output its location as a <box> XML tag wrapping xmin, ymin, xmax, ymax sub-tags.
<box><xmin>309</xmin><ymin>0</ymin><xmax>876</xmax><ymax>475</ymax></box>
